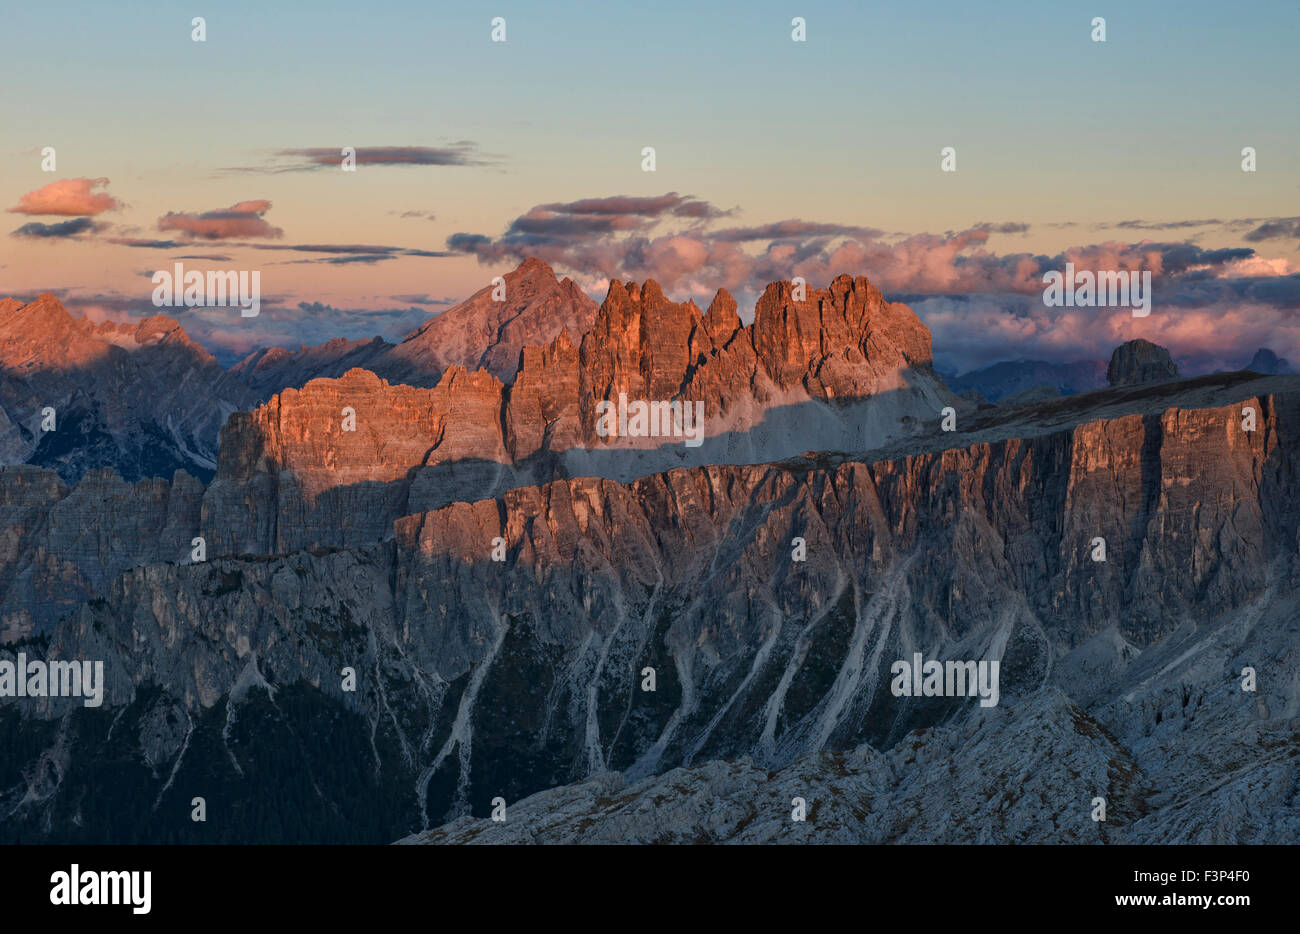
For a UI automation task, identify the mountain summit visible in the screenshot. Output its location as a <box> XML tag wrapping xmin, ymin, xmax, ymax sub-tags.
<box><xmin>229</xmin><ymin>258</ymin><xmax>599</xmax><ymax>396</ymax></box>
<box><xmin>382</xmin><ymin>256</ymin><xmax>599</xmax><ymax>384</ymax></box>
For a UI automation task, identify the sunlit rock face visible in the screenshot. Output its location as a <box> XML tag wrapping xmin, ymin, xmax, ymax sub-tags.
<box><xmin>201</xmin><ymin>270</ymin><xmax>956</xmax><ymax>554</ymax></box>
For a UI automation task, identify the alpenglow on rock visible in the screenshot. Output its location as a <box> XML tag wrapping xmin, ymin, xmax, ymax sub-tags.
<box><xmin>202</xmin><ymin>271</ymin><xmax>959</xmax><ymax>555</ymax></box>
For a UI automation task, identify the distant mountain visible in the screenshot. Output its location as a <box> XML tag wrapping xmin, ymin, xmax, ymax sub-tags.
<box><xmin>945</xmin><ymin>359</ymin><xmax>1107</xmax><ymax>401</ymax></box>
<box><xmin>229</xmin><ymin>336</ymin><xmax>392</xmax><ymax>398</ymax></box>
<box><xmin>379</xmin><ymin>256</ymin><xmax>600</xmax><ymax>385</ymax></box>
<box><xmin>1107</xmin><ymin>338</ymin><xmax>1180</xmax><ymax>387</ymax></box>
<box><xmin>0</xmin><ymin>294</ymin><xmax>255</xmax><ymax>484</ymax></box>
<box><xmin>947</xmin><ymin>343</ymin><xmax>1297</xmax><ymax>403</ymax></box>
<box><xmin>1245</xmin><ymin>347</ymin><xmax>1294</xmax><ymax>375</ymax></box>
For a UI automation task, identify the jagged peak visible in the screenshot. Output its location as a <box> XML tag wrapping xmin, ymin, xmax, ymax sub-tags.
<box><xmin>132</xmin><ymin>314</ymin><xmax>185</xmax><ymax>342</ymax></box>
<box><xmin>515</xmin><ymin>256</ymin><xmax>556</xmax><ymax>277</ymax></box>
<box><xmin>705</xmin><ymin>288</ymin><xmax>737</xmax><ymax>318</ymax></box>
<box><xmin>641</xmin><ymin>279</ymin><xmax>667</xmax><ymax>304</ymax></box>
<box><xmin>701</xmin><ymin>288</ymin><xmax>741</xmax><ymax>346</ymax></box>
<box><xmin>7</xmin><ymin>292</ymin><xmax>75</xmax><ymax>331</ymax></box>
<box><xmin>290</xmin><ymin>366</ymin><xmax>392</xmax><ymax>397</ymax></box>
<box><xmin>436</xmin><ymin>363</ymin><xmax>505</xmax><ymax>392</ymax></box>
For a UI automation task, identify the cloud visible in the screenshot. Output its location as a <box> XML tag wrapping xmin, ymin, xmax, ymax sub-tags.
<box><xmin>1103</xmin><ymin>217</ymin><xmax>1300</xmax><ymax>242</ymax></box>
<box><xmin>449</xmin><ymin>193</ymin><xmax>730</xmax><ymax>260</ymax></box>
<box><xmin>1244</xmin><ymin>217</ymin><xmax>1300</xmax><ymax>242</ymax></box>
<box><xmin>389</xmin><ymin>293</ymin><xmax>456</xmax><ymax>306</ymax></box>
<box><xmin>448</xmin><ymin>191</ymin><xmax>1300</xmax><ymax>376</ymax></box>
<box><xmin>10</xmin><ymin>217</ymin><xmax>101</xmax><ymax>238</ymax></box>
<box><xmin>201</xmin><ymin>300</ymin><xmax>433</xmax><ymax>362</ymax></box>
<box><xmin>973</xmin><ymin>221</ymin><xmax>1031</xmax><ymax>235</ymax></box>
<box><xmin>105</xmin><ymin>234</ymin><xmax>452</xmax><ymax>263</ymax></box>
<box><xmin>108</xmin><ymin>237</ymin><xmax>184</xmax><ymax>249</ymax></box>
<box><xmin>223</xmin><ymin>143</ymin><xmax>493</xmax><ymax>173</ymax></box>
<box><xmin>8</xmin><ymin>177</ymin><xmax>123</xmax><ymax>216</ymax></box>
<box><xmin>297</xmin><ymin>254</ymin><xmax>394</xmax><ymax>265</ymax></box>
<box><xmin>157</xmin><ymin>200</ymin><xmax>283</xmax><ymax>240</ymax></box>
<box><xmin>915</xmin><ymin>288</ymin><xmax>1300</xmax><ymax>379</ymax></box>
<box><xmin>254</xmin><ymin>243</ymin><xmax>455</xmax><ymax>262</ymax></box>
<box><xmin>1111</xmin><ymin>218</ymin><xmax>1223</xmax><ymax>231</ymax></box>
<box><xmin>261</xmin><ymin>243</ymin><xmax>402</xmax><ymax>254</ymax></box>
<box><xmin>454</xmin><ymin>194</ymin><xmax>1275</xmax><ymax>306</ymax></box>
<box><xmin>710</xmin><ymin>220</ymin><xmax>884</xmax><ymax>242</ymax></box>
<box><xmin>537</xmin><ymin>193</ymin><xmax>727</xmax><ymax>220</ymax></box>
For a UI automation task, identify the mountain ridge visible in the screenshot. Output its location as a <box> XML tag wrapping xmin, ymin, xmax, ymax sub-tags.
<box><xmin>4</xmin><ymin>375</ymin><xmax>1296</xmax><ymax>842</ymax></box>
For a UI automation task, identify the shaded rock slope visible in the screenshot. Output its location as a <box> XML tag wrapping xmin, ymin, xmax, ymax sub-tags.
<box><xmin>2</xmin><ymin>365</ymin><xmax>1297</xmax><ymax>843</ymax></box>
<box><xmin>0</xmin><ymin>295</ymin><xmax>255</xmax><ymax>485</ymax></box>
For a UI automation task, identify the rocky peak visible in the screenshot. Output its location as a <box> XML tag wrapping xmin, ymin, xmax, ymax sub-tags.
<box><xmin>749</xmin><ymin>273</ymin><xmax>933</xmax><ymax>395</ymax></box>
<box><xmin>1107</xmin><ymin>338</ymin><xmax>1180</xmax><ymax>387</ymax></box>
<box><xmin>225</xmin><ymin>259</ymin><xmax>600</xmax><ymax>396</ymax></box>
<box><xmin>698</xmin><ymin>288</ymin><xmax>741</xmax><ymax>349</ymax></box>
<box><xmin>579</xmin><ymin>277</ymin><xmax>702</xmax><ymax>402</ymax></box>
<box><xmin>384</xmin><ymin>257</ymin><xmax>599</xmax><ymax>385</ymax></box>
<box><xmin>0</xmin><ymin>293</ymin><xmax>80</xmax><ymax>352</ymax></box>
<box><xmin>131</xmin><ymin>314</ymin><xmax>188</xmax><ymax>345</ymax></box>
<box><xmin>0</xmin><ymin>293</ymin><xmax>260</xmax><ymax>483</ymax></box>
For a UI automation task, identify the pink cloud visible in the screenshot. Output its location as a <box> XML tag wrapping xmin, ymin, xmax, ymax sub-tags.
<box><xmin>157</xmin><ymin>200</ymin><xmax>283</xmax><ymax>240</ymax></box>
<box><xmin>8</xmin><ymin>177</ymin><xmax>123</xmax><ymax>216</ymax></box>
<box><xmin>915</xmin><ymin>294</ymin><xmax>1300</xmax><ymax>376</ymax></box>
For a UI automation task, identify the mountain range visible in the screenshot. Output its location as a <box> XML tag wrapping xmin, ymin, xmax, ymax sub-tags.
<box><xmin>2</xmin><ymin>260</ymin><xmax>1298</xmax><ymax>845</ymax></box>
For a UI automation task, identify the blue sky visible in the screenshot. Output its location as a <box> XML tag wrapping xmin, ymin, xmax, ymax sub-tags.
<box><xmin>2</xmin><ymin>0</ymin><xmax>1297</xmax><ymax>372</ymax></box>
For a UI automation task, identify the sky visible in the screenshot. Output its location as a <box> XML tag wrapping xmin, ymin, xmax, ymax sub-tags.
<box><xmin>1</xmin><ymin>0</ymin><xmax>1298</xmax><ymax>373</ymax></box>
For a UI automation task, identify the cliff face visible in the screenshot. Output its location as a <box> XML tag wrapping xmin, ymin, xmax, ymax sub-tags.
<box><xmin>0</xmin><ymin>466</ymin><xmax>204</xmax><ymax>640</ymax></box>
<box><xmin>203</xmin><ymin>366</ymin><xmax>510</xmax><ymax>555</ymax></box>
<box><xmin>0</xmin><ymin>269</ymin><xmax>957</xmax><ymax>626</ymax></box>
<box><xmin>6</xmin><ymin>377</ymin><xmax>1296</xmax><ymax>842</ymax></box>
